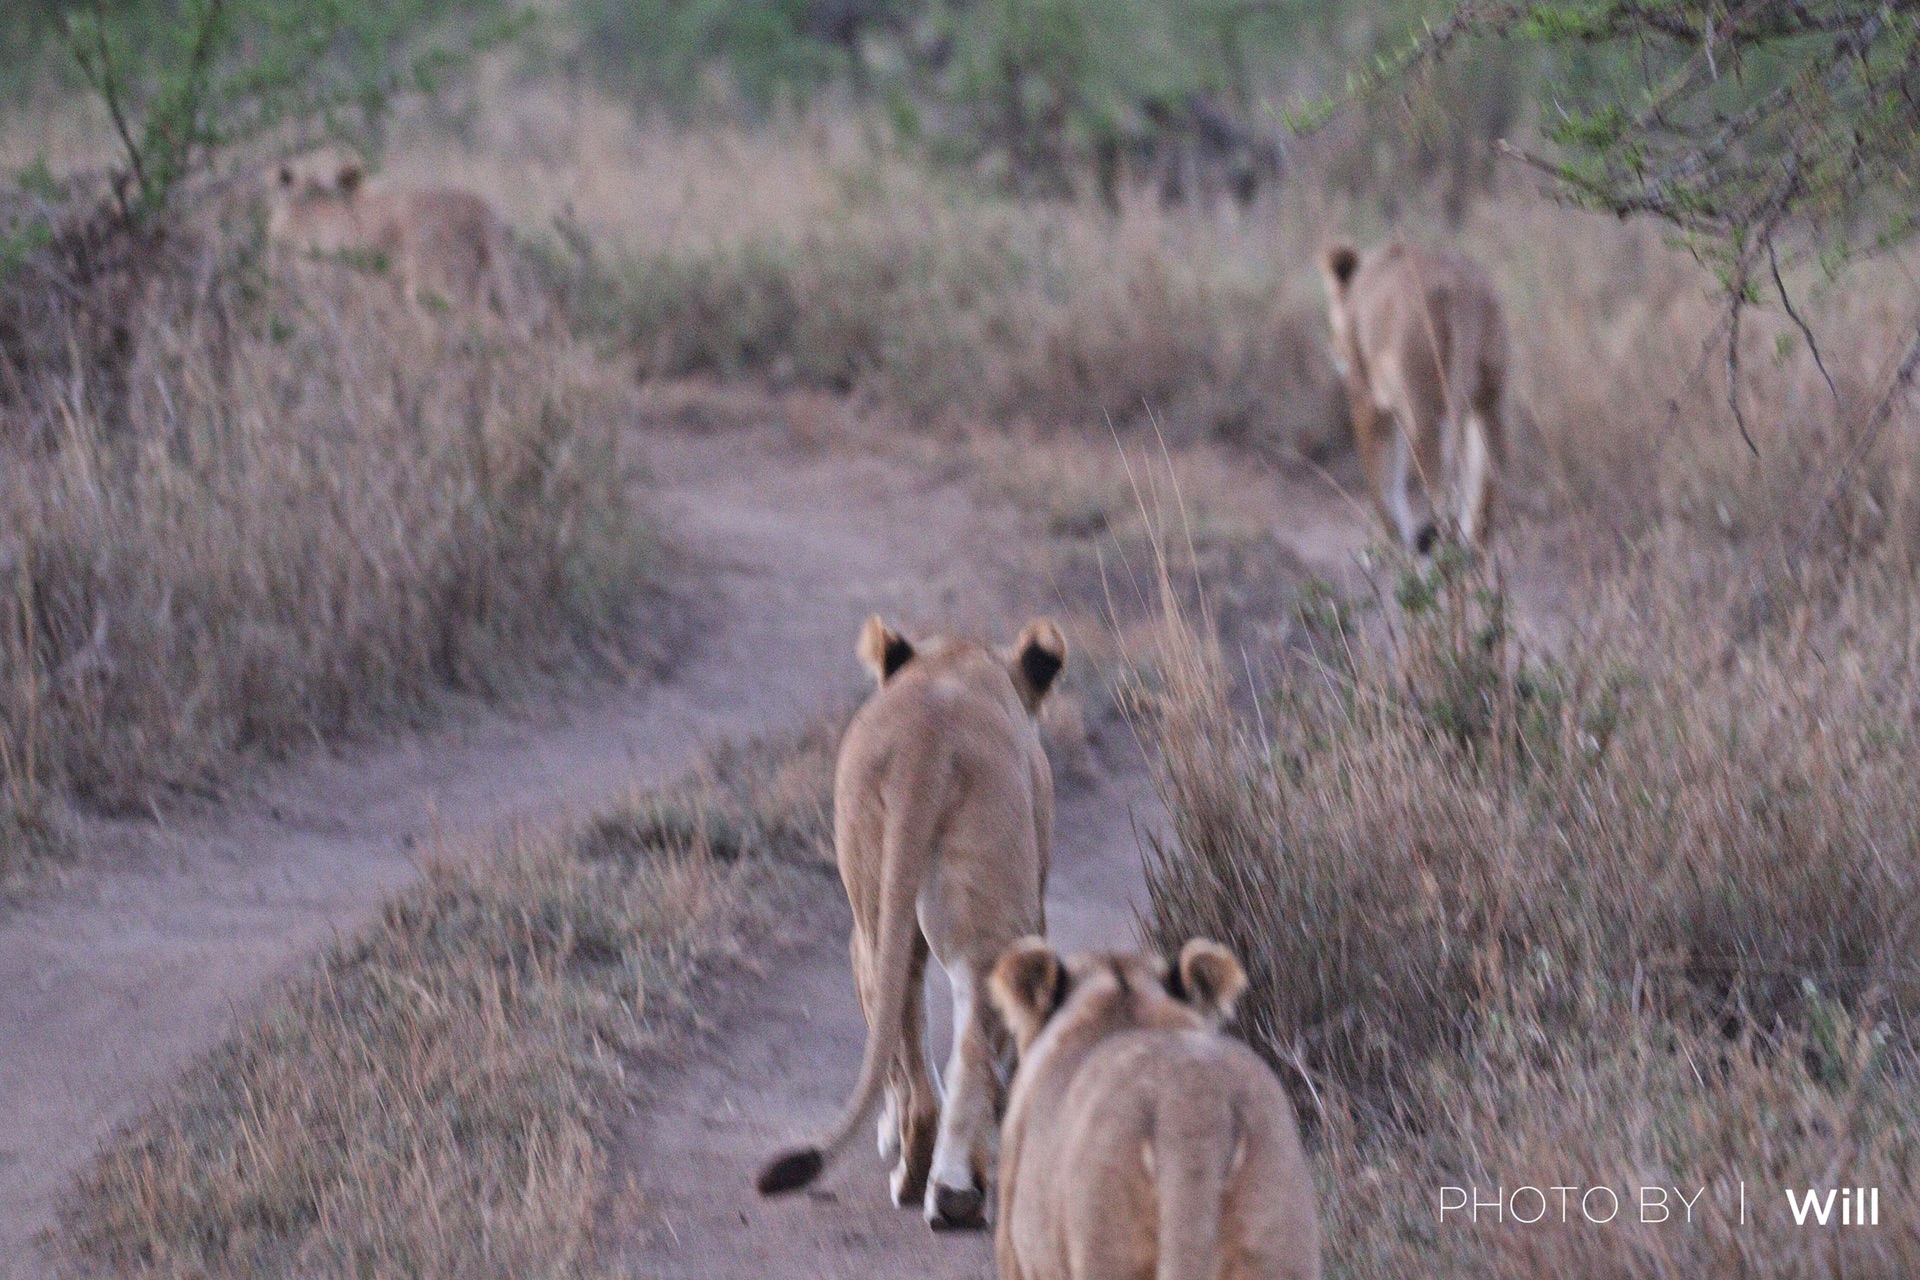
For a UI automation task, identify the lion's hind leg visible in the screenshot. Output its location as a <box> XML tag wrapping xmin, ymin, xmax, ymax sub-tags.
<box><xmin>1457</xmin><ymin>407</ymin><xmax>1495</xmax><ymax>548</ymax></box>
<box><xmin>887</xmin><ymin>931</ymin><xmax>938</xmax><ymax>1208</ymax></box>
<box><xmin>1381</xmin><ymin>420</ymin><xmax>1426</xmax><ymax>550</ymax></box>
<box><xmin>924</xmin><ymin>960</ymin><xmax>995</xmax><ymax>1229</ymax></box>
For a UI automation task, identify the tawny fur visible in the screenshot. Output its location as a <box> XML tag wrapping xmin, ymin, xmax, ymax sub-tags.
<box><xmin>756</xmin><ymin>615</ymin><xmax>1067</xmax><ymax>1229</ymax></box>
<box><xmin>267</xmin><ymin>151</ymin><xmax>527</xmax><ymax>327</ymax></box>
<box><xmin>990</xmin><ymin>939</ymin><xmax>1322</xmax><ymax>1280</ymax></box>
<box><xmin>1321</xmin><ymin>240</ymin><xmax>1510</xmax><ymax>550</ymax></box>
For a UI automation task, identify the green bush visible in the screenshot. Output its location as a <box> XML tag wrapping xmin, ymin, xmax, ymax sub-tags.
<box><xmin>21</xmin><ymin>0</ymin><xmax>515</xmax><ymax>219</ymax></box>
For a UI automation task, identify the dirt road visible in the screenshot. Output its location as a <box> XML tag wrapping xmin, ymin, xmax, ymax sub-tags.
<box><xmin>0</xmin><ymin>419</ymin><xmax>1024</xmax><ymax>1278</ymax></box>
<box><xmin>590</xmin><ymin>447</ymin><xmax>1388</xmax><ymax>1279</ymax></box>
<box><xmin>0</xmin><ymin>399</ymin><xmax>1395</xmax><ymax>1278</ymax></box>
<box><xmin>598</xmin><ymin>758</ymin><xmax>1158</xmax><ymax>1280</ymax></box>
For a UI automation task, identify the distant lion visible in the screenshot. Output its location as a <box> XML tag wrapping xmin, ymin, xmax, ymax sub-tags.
<box><xmin>757</xmin><ymin>615</ymin><xmax>1067</xmax><ymax>1230</ymax></box>
<box><xmin>989</xmin><ymin>937</ymin><xmax>1322</xmax><ymax>1280</ymax></box>
<box><xmin>268</xmin><ymin>151</ymin><xmax>526</xmax><ymax>326</ymax></box>
<box><xmin>1321</xmin><ymin>241</ymin><xmax>1510</xmax><ymax>551</ymax></box>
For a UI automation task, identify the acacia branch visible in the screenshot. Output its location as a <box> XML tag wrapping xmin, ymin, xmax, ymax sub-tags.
<box><xmin>1769</xmin><ymin>236</ymin><xmax>1838</xmax><ymax>407</ymax></box>
<box><xmin>70</xmin><ymin>0</ymin><xmax>148</xmax><ymax>217</ymax></box>
<box><xmin>1792</xmin><ymin>321</ymin><xmax>1920</xmax><ymax>562</ymax></box>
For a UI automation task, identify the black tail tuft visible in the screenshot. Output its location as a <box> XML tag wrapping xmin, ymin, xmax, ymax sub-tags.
<box><xmin>756</xmin><ymin>1147</ymin><xmax>825</xmax><ymax>1196</ymax></box>
<box><xmin>1325</xmin><ymin>245</ymin><xmax>1361</xmax><ymax>288</ymax></box>
<box><xmin>1414</xmin><ymin>522</ymin><xmax>1441</xmax><ymax>556</ymax></box>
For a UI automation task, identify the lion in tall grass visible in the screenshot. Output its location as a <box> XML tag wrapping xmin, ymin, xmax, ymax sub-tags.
<box><xmin>1321</xmin><ymin>241</ymin><xmax>1510</xmax><ymax>551</ymax></box>
<box><xmin>268</xmin><ymin>151</ymin><xmax>527</xmax><ymax>327</ymax></box>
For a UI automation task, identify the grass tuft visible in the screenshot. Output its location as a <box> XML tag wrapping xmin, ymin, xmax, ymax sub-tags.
<box><xmin>58</xmin><ymin>726</ymin><xmax>837</xmax><ymax>1279</ymax></box>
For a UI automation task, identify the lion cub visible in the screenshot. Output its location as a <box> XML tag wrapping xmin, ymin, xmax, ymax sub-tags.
<box><xmin>1321</xmin><ymin>240</ymin><xmax>1510</xmax><ymax>552</ymax></box>
<box><xmin>268</xmin><ymin>151</ymin><xmax>524</xmax><ymax>325</ymax></box>
<box><xmin>989</xmin><ymin>938</ymin><xmax>1321</xmax><ymax>1280</ymax></box>
<box><xmin>758</xmin><ymin>615</ymin><xmax>1067</xmax><ymax>1230</ymax></box>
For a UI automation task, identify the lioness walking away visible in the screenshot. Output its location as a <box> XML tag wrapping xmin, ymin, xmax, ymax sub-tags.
<box><xmin>757</xmin><ymin>615</ymin><xmax>1068</xmax><ymax>1230</ymax></box>
<box><xmin>989</xmin><ymin>938</ymin><xmax>1321</xmax><ymax>1280</ymax></box>
<box><xmin>1321</xmin><ymin>240</ymin><xmax>1510</xmax><ymax>551</ymax></box>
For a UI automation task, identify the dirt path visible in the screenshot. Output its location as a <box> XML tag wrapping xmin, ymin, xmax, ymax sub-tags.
<box><xmin>0</xmin><ymin>395</ymin><xmax>1528</xmax><ymax>1278</ymax></box>
<box><xmin>0</xmin><ymin>421</ymin><xmax>1019</xmax><ymax>1279</ymax></box>
<box><xmin>589</xmin><ymin>450</ymin><xmax>1579</xmax><ymax>1280</ymax></box>
<box><xmin>598</xmin><ymin>754</ymin><xmax>1159</xmax><ymax>1280</ymax></box>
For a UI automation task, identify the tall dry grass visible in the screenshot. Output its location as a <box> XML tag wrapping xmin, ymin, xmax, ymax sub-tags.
<box><xmin>414</xmin><ymin>92</ymin><xmax>1348</xmax><ymax>452</ymax></box>
<box><xmin>1130</xmin><ymin>207</ymin><xmax>1920</xmax><ymax>1268</ymax></box>
<box><xmin>1136</xmin><ymin>544</ymin><xmax>1920</xmax><ymax>1274</ymax></box>
<box><xmin>609</xmin><ymin>185</ymin><xmax>1343</xmax><ymax>448</ymax></box>
<box><xmin>480</xmin><ymin>91</ymin><xmax>1920</xmax><ymax>560</ymax></box>
<box><xmin>1475</xmin><ymin>200</ymin><xmax>1920</xmax><ymax>555</ymax></box>
<box><xmin>0</xmin><ymin>203</ymin><xmax>649</xmax><ymax>881</ymax></box>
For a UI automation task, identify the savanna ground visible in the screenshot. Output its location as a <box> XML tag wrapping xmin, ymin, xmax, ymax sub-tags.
<box><xmin>5</xmin><ymin>8</ymin><xmax>1920</xmax><ymax>1279</ymax></box>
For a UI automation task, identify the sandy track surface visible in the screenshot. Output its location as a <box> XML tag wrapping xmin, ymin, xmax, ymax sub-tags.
<box><xmin>589</xmin><ymin>448</ymin><xmax>1576</xmax><ymax>1278</ymax></box>
<box><xmin>598</xmin><ymin>756</ymin><xmax>1157</xmax><ymax>1280</ymax></box>
<box><xmin>0</xmin><ymin>422</ymin><xmax>1016</xmax><ymax>1278</ymax></box>
<box><xmin>0</xmin><ymin>398</ymin><xmax>1430</xmax><ymax>1278</ymax></box>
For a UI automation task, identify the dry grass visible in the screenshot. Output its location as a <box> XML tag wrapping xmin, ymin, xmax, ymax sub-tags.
<box><xmin>57</xmin><ymin>725</ymin><xmax>838</xmax><ymax>1279</ymax></box>
<box><xmin>448</xmin><ymin>99</ymin><xmax>1348</xmax><ymax>453</ymax></box>
<box><xmin>1469</xmin><ymin>200</ymin><xmax>1920</xmax><ymax>553</ymax></box>
<box><xmin>0</xmin><ymin>200</ymin><xmax>650</xmax><ymax>884</ymax></box>
<box><xmin>1135</xmin><ymin>546</ymin><xmax>1920</xmax><ymax>1274</ymax></box>
<box><xmin>26</xmin><ymin>73</ymin><xmax>1920</xmax><ymax>1274</ymax></box>
<box><xmin>607</xmin><ymin>183</ymin><xmax>1340</xmax><ymax>446</ymax></box>
<box><xmin>1130</xmin><ymin>255</ymin><xmax>1920</xmax><ymax>1274</ymax></box>
<box><xmin>518</xmin><ymin>96</ymin><xmax>1920</xmax><ymax>563</ymax></box>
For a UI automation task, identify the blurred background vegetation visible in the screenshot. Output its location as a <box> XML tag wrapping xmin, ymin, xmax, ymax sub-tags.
<box><xmin>2</xmin><ymin>0</ymin><xmax>1552</xmax><ymax>221</ymax></box>
<box><xmin>566</xmin><ymin>0</ymin><xmax>1545</xmax><ymax>213</ymax></box>
<box><xmin>14</xmin><ymin>0</ymin><xmax>1913</xmax><ymax>281</ymax></box>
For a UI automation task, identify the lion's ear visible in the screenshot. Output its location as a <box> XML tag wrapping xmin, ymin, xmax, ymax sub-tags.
<box><xmin>1322</xmin><ymin>244</ymin><xmax>1360</xmax><ymax>292</ymax></box>
<box><xmin>277</xmin><ymin>164</ymin><xmax>295</xmax><ymax>189</ymax></box>
<box><xmin>989</xmin><ymin>937</ymin><xmax>1069</xmax><ymax>1054</ymax></box>
<box><xmin>856</xmin><ymin>615</ymin><xmax>914</xmax><ymax>685</ymax></box>
<box><xmin>1170</xmin><ymin>939</ymin><xmax>1248</xmax><ymax>1026</ymax></box>
<box><xmin>1008</xmin><ymin>618</ymin><xmax>1066</xmax><ymax>713</ymax></box>
<box><xmin>336</xmin><ymin>160</ymin><xmax>366</xmax><ymax>197</ymax></box>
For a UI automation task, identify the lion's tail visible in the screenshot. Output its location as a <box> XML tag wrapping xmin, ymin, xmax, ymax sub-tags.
<box><xmin>1152</xmin><ymin>1097</ymin><xmax>1240</xmax><ymax>1280</ymax></box>
<box><xmin>755</xmin><ymin>772</ymin><xmax>935</xmax><ymax>1196</ymax></box>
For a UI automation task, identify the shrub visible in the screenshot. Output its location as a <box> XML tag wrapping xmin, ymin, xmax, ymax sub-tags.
<box><xmin>0</xmin><ymin>217</ymin><xmax>648</xmax><ymax>878</ymax></box>
<box><xmin>611</xmin><ymin>180</ymin><xmax>1342</xmax><ymax>447</ymax></box>
<box><xmin>1134</xmin><ymin>534</ymin><xmax>1920</xmax><ymax>1273</ymax></box>
<box><xmin>1139</xmin><ymin>546</ymin><xmax>1920</xmax><ymax>1108</ymax></box>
